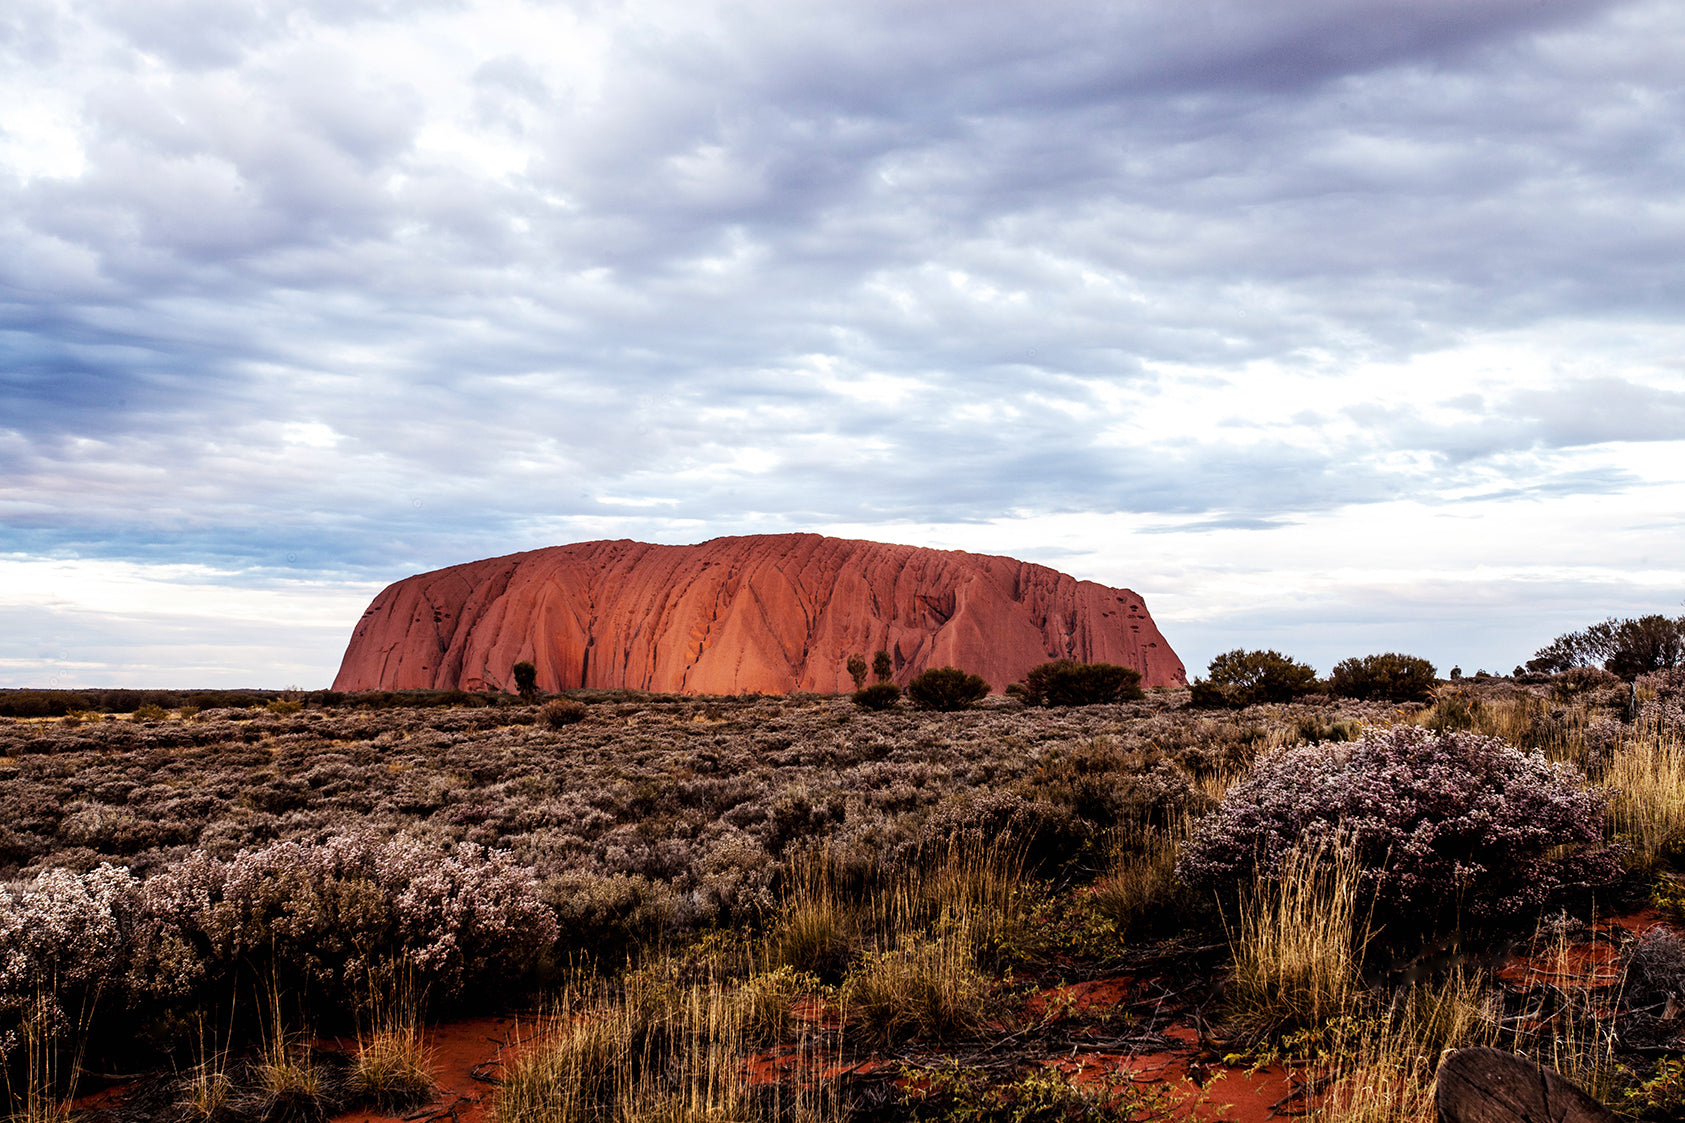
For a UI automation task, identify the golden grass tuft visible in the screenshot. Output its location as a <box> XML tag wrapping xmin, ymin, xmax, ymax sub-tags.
<box><xmin>1604</xmin><ymin>726</ymin><xmax>1685</xmax><ymax>872</ymax></box>
<box><xmin>495</xmin><ymin>969</ymin><xmax>842</xmax><ymax>1123</ymax></box>
<box><xmin>842</xmin><ymin>925</ymin><xmax>993</xmax><ymax>1045</ymax></box>
<box><xmin>1226</xmin><ymin>839</ymin><xmax>1372</xmax><ymax>1038</ymax></box>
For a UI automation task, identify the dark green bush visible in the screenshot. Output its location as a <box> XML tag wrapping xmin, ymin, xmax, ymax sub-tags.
<box><xmin>905</xmin><ymin>667</ymin><xmax>990</xmax><ymax>711</ymax></box>
<box><xmin>1017</xmin><ymin>659</ymin><xmax>1143</xmax><ymax>707</ymax></box>
<box><xmin>1328</xmin><ymin>653</ymin><xmax>1438</xmax><ymax>702</ymax></box>
<box><xmin>541</xmin><ymin>698</ymin><xmax>588</xmax><ymax>727</ymax></box>
<box><xmin>1194</xmin><ymin>649</ymin><xmax>1319</xmax><ymax>707</ymax></box>
<box><xmin>852</xmin><ymin>683</ymin><xmax>902</xmax><ymax>710</ymax></box>
<box><xmin>846</xmin><ymin>655</ymin><xmax>868</xmax><ymax>690</ymax></box>
<box><xmin>512</xmin><ymin>661</ymin><xmax>538</xmax><ymax>699</ymax></box>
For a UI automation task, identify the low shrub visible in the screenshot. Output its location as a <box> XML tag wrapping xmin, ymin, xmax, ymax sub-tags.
<box><xmin>905</xmin><ymin>667</ymin><xmax>989</xmax><ymax>711</ymax></box>
<box><xmin>1328</xmin><ymin>653</ymin><xmax>1437</xmax><ymax>702</ymax></box>
<box><xmin>1554</xmin><ymin>666</ymin><xmax>1623</xmax><ymax>701</ymax></box>
<box><xmin>1176</xmin><ymin>725</ymin><xmax>1621</xmax><ymax>925</ymax></box>
<box><xmin>128</xmin><ymin>835</ymin><xmax>558</xmax><ymax>1016</ymax></box>
<box><xmin>0</xmin><ymin>864</ymin><xmax>132</xmax><ymax>1058</ymax></box>
<box><xmin>541</xmin><ymin>698</ymin><xmax>588</xmax><ymax>727</ymax></box>
<box><xmin>1016</xmin><ymin>660</ymin><xmax>1143</xmax><ymax>707</ymax></box>
<box><xmin>851</xmin><ymin>683</ymin><xmax>902</xmax><ymax>711</ymax></box>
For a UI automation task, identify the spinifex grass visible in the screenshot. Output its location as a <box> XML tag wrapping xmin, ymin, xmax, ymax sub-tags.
<box><xmin>1604</xmin><ymin>726</ymin><xmax>1685</xmax><ymax>872</ymax></box>
<box><xmin>346</xmin><ymin>967</ymin><xmax>434</xmax><ymax>1111</ymax></box>
<box><xmin>1226</xmin><ymin>840</ymin><xmax>1373</xmax><ymax>1039</ymax></box>
<box><xmin>495</xmin><ymin>966</ymin><xmax>842</xmax><ymax>1123</ymax></box>
<box><xmin>1304</xmin><ymin>965</ymin><xmax>1498</xmax><ymax>1123</ymax></box>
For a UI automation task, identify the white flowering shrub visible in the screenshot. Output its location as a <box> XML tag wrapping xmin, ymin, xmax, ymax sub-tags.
<box><xmin>1176</xmin><ymin>726</ymin><xmax>1620</xmax><ymax>921</ymax></box>
<box><xmin>0</xmin><ymin>864</ymin><xmax>135</xmax><ymax>1056</ymax></box>
<box><xmin>128</xmin><ymin>834</ymin><xmax>557</xmax><ymax>1010</ymax></box>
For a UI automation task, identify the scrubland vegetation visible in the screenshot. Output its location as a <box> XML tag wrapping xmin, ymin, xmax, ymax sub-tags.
<box><xmin>2</xmin><ymin>661</ymin><xmax>1684</xmax><ymax>1122</ymax></box>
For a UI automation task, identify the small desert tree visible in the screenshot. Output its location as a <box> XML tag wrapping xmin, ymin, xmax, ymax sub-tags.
<box><xmin>1192</xmin><ymin>649</ymin><xmax>1318</xmax><ymax>707</ymax></box>
<box><xmin>906</xmin><ymin>667</ymin><xmax>990</xmax><ymax>711</ymax></box>
<box><xmin>1528</xmin><ymin>614</ymin><xmax>1685</xmax><ymax>680</ymax></box>
<box><xmin>872</xmin><ymin>650</ymin><xmax>893</xmax><ymax>684</ymax></box>
<box><xmin>1328</xmin><ymin>653</ymin><xmax>1437</xmax><ymax>702</ymax></box>
<box><xmin>1017</xmin><ymin>659</ymin><xmax>1144</xmax><ymax>706</ymax></box>
<box><xmin>511</xmin><ymin>661</ymin><xmax>538</xmax><ymax>700</ymax></box>
<box><xmin>846</xmin><ymin>654</ymin><xmax>868</xmax><ymax>690</ymax></box>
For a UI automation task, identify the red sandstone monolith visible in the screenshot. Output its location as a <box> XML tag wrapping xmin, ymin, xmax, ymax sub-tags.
<box><xmin>331</xmin><ymin>534</ymin><xmax>1185</xmax><ymax>695</ymax></box>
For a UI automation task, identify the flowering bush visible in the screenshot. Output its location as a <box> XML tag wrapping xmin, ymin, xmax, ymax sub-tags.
<box><xmin>0</xmin><ymin>864</ymin><xmax>135</xmax><ymax>1056</ymax></box>
<box><xmin>128</xmin><ymin>834</ymin><xmax>557</xmax><ymax>1010</ymax></box>
<box><xmin>1176</xmin><ymin>725</ymin><xmax>1621</xmax><ymax>921</ymax></box>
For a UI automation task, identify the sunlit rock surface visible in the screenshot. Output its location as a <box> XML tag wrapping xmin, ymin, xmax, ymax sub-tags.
<box><xmin>332</xmin><ymin>534</ymin><xmax>1186</xmax><ymax>694</ymax></box>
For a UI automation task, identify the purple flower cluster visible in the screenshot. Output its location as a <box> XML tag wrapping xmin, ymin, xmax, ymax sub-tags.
<box><xmin>1176</xmin><ymin>725</ymin><xmax>1621</xmax><ymax>919</ymax></box>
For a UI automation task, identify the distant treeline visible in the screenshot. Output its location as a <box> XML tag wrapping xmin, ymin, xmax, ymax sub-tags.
<box><xmin>0</xmin><ymin>687</ymin><xmax>527</xmax><ymax>718</ymax></box>
<box><xmin>0</xmin><ymin>685</ymin><xmax>815</xmax><ymax>718</ymax></box>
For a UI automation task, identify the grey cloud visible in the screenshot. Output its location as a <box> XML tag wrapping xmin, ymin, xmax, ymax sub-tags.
<box><xmin>1344</xmin><ymin>378</ymin><xmax>1685</xmax><ymax>464</ymax></box>
<box><xmin>2</xmin><ymin>0</ymin><xmax>1682</xmax><ymax>594</ymax></box>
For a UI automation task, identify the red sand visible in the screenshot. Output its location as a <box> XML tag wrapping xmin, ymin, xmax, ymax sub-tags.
<box><xmin>327</xmin><ymin>1015</ymin><xmax>554</xmax><ymax>1123</ymax></box>
<box><xmin>1495</xmin><ymin>910</ymin><xmax>1675</xmax><ymax>990</ymax></box>
<box><xmin>1053</xmin><ymin>1050</ymin><xmax>1301</xmax><ymax>1123</ymax></box>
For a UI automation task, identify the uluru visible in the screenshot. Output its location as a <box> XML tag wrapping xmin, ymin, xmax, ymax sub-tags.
<box><xmin>332</xmin><ymin>534</ymin><xmax>1186</xmax><ymax>695</ymax></box>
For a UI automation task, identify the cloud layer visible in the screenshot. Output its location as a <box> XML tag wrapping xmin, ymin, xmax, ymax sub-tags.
<box><xmin>2</xmin><ymin>0</ymin><xmax>1682</xmax><ymax>685</ymax></box>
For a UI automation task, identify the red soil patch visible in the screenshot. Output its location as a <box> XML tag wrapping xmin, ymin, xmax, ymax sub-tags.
<box><xmin>328</xmin><ymin>1015</ymin><xmax>554</xmax><ymax>1123</ymax></box>
<box><xmin>1023</xmin><ymin>975</ymin><xmax>1141</xmax><ymax>1020</ymax></box>
<box><xmin>1053</xmin><ymin>1050</ymin><xmax>1301</xmax><ymax>1123</ymax></box>
<box><xmin>1495</xmin><ymin>911</ymin><xmax>1678</xmax><ymax>990</ymax></box>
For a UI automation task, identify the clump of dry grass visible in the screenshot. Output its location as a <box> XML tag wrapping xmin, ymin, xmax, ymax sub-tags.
<box><xmin>768</xmin><ymin>839</ymin><xmax>1031</xmax><ymax>978</ymax></box>
<box><xmin>495</xmin><ymin>966</ymin><xmax>841</xmax><ymax>1123</ymax></box>
<box><xmin>1226</xmin><ymin>839</ymin><xmax>1373</xmax><ymax>1038</ymax></box>
<box><xmin>345</xmin><ymin>970</ymin><xmax>433</xmax><ymax>1111</ymax></box>
<box><xmin>842</xmin><ymin>926</ymin><xmax>994</xmax><ymax>1045</ymax></box>
<box><xmin>3</xmin><ymin>995</ymin><xmax>73</xmax><ymax>1123</ymax></box>
<box><xmin>1604</xmin><ymin>726</ymin><xmax>1685</xmax><ymax>872</ymax></box>
<box><xmin>1316</xmin><ymin>967</ymin><xmax>1498</xmax><ymax>1123</ymax></box>
<box><xmin>347</xmin><ymin>1023</ymin><xmax>432</xmax><ymax>1111</ymax></box>
<box><xmin>1089</xmin><ymin>815</ymin><xmax>1198</xmax><ymax>940</ymax></box>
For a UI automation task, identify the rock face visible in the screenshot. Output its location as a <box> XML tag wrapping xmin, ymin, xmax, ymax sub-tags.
<box><xmin>332</xmin><ymin>534</ymin><xmax>1186</xmax><ymax>695</ymax></box>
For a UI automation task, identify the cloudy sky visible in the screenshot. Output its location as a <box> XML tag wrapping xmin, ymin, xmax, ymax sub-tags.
<box><xmin>3</xmin><ymin>0</ymin><xmax>1682</xmax><ymax>689</ymax></box>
